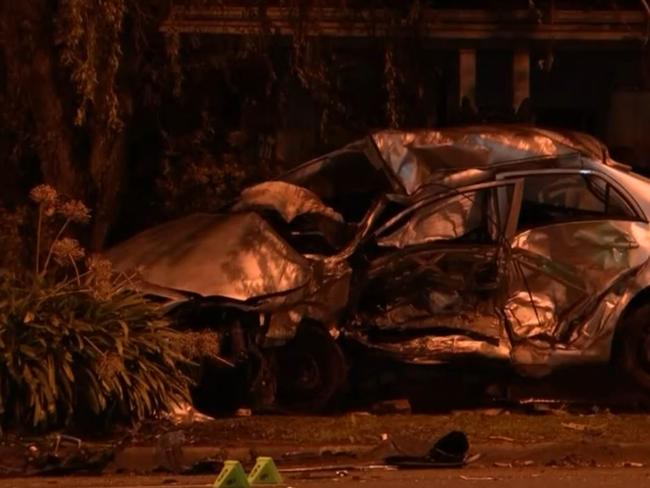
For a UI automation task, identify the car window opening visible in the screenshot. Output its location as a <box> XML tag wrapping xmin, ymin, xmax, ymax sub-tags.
<box><xmin>285</xmin><ymin>150</ymin><xmax>392</xmax><ymax>224</ymax></box>
<box><xmin>378</xmin><ymin>187</ymin><xmax>507</xmax><ymax>248</ymax></box>
<box><xmin>516</xmin><ymin>173</ymin><xmax>638</xmax><ymax>231</ymax></box>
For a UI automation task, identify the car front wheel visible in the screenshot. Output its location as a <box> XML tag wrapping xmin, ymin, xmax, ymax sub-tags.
<box><xmin>272</xmin><ymin>323</ymin><xmax>347</xmax><ymax>412</ymax></box>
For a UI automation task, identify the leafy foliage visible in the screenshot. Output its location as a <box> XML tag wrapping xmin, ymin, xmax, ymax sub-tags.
<box><xmin>0</xmin><ymin>186</ymin><xmax>191</xmax><ymax>431</ymax></box>
<box><xmin>56</xmin><ymin>0</ymin><xmax>127</xmax><ymax>130</ymax></box>
<box><xmin>0</xmin><ymin>206</ymin><xmax>29</xmax><ymax>272</ymax></box>
<box><xmin>0</xmin><ymin>273</ymin><xmax>191</xmax><ymax>429</ymax></box>
<box><xmin>1</xmin><ymin>0</ymin><xmax>437</xmax><ymax>243</ymax></box>
<box><xmin>155</xmin><ymin>113</ymin><xmax>259</xmax><ymax>218</ymax></box>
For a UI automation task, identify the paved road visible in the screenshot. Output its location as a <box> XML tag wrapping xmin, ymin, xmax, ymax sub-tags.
<box><xmin>3</xmin><ymin>468</ymin><xmax>650</xmax><ymax>488</ymax></box>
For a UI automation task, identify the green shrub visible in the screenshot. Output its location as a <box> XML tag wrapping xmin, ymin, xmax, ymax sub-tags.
<box><xmin>0</xmin><ymin>272</ymin><xmax>191</xmax><ymax>429</ymax></box>
<box><xmin>0</xmin><ymin>186</ymin><xmax>192</xmax><ymax>430</ymax></box>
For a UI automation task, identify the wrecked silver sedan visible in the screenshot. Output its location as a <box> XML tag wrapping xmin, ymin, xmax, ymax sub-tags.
<box><xmin>107</xmin><ymin>125</ymin><xmax>650</xmax><ymax>411</ymax></box>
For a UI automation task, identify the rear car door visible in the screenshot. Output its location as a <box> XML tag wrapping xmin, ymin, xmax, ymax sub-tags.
<box><xmin>350</xmin><ymin>179</ymin><xmax>523</xmax><ymax>362</ymax></box>
<box><xmin>499</xmin><ymin>169</ymin><xmax>650</xmax><ymax>346</ymax></box>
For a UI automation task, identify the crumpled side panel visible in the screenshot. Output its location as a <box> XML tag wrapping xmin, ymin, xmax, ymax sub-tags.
<box><xmin>351</xmin><ymin>242</ymin><xmax>509</xmax><ymax>362</ymax></box>
<box><xmin>345</xmin><ymin>331</ymin><xmax>510</xmax><ymax>364</ymax></box>
<box><xmin>506</xmin><ymin>220</ymin><xmax>650</xmax><ymax>347</ymax></box>
<box><xmin>505</xmin><ymin>290</ymin><xmax>557</xmax><ymax>339</ymax></box>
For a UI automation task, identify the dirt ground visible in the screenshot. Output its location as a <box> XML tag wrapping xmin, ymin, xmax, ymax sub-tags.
<box><xmin>131</xmin><ymin>408</ymin><xmax>650</xmax><ymax>448</ymax></box>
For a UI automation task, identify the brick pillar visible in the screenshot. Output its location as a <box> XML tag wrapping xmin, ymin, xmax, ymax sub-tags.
<box><xmin>513</xmin><ymin>48</ymin><xmax>530</xmax><ymax>112</ymax></box>
<box><xmin>459</xmin><ymin>48</ymin><xmax>477</xmax><ymax>108</ymax></box>
<box><xmin>458</xmin><ymin>48</ymin><xmax>477</xmax><ymax>122</ymax></box>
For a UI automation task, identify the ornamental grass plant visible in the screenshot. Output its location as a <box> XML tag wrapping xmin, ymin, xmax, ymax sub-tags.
<box><xmin>0</xmin><ymin>185</ymin><xmax>192</xmax><ymax>431</ymax></box>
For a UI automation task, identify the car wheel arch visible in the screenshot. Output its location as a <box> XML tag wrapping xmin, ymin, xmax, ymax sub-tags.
<box><xmin>611</xmin><ymin>285</ymin><xmax>650</xmax><ymax>362</ymax></box>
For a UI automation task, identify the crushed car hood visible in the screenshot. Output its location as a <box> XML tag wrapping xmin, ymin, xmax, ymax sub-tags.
<box><xmin>105</xmin><ymin>212</ymin><xmax>312</xmax><ymax>301</ymax></box>
<box><xmin>233</xmin><ymin>180</ymin><xmax>344</xmax><ymax>223</ymax></box>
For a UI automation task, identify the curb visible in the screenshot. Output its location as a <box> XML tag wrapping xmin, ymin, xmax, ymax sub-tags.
<box><xmin>109</xmin><ymin>440</ymin><xmax>650</xmax><ymax>473</ymax></box>
<box><xmin>109</xmin><ymin>443</ymin><xmax>372</xmax><ymax>473</ymax></box>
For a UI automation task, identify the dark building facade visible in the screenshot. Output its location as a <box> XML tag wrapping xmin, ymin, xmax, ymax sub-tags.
<box><xmin>163</xmin><ymin>1</ymin><xmax>650</xmax><ymax>170</ymax></box>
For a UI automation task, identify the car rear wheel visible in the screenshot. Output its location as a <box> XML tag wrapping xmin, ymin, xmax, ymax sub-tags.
<box><xmin>273</xmin><ymin>323</ymin><xmax>347</xmax><ymax>412</ymax></box>
<box><xmin>618</xmin><ymin>302</ymin><xmax>650</xmax><ymax>390</ymax></box>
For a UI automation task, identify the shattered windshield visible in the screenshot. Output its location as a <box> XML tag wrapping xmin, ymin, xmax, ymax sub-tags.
<box><xmin>282</xmin><ymin>149</ymin><xmax>392</xmax><ymax>223</ymax></box>
<box><xmin>378</xmin><ymin>190</ymin><xmax>489</xmax><ymax>248</ymax></box>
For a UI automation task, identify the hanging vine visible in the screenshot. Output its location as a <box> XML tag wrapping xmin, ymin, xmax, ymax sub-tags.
<box><xmin>165</xmin><ymin>32</ymin><xmax>183</xmax><ymax>98</ymax></box>
<box><xmin>56</xmin><ymin>0</ymin><xmax>127</xmax><ymax>131</ymax></box>
<box><xmin>384</xmin><ymin>40</ymin><xmax>401</xmax><ymax>128</ymax></box>
<box><xmin>383</xmin><ymin>0</ymin><xmax>424</xmax><ymax>129</ymax></box>
<box><xmin>285</xmin><ymin>0</ymin><xmax>347</xmax><ymax>139</ymax></box>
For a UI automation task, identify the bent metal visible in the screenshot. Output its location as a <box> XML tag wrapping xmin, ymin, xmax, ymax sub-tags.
<box><xmin>106</xmin><ymin>125</ymin><xmax>650</xmax><ymax>410</ymax></box>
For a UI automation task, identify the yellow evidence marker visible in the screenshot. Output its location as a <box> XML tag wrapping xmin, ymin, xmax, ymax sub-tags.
<box><xmin>247</xmin><ymin>457</ymin><xmax>284</xmax><ymax>485</ymax></box>
<box><xmin>213</xmin><ymin>460</ymin><xmax>250</xmax><ymax>488</ymax></box>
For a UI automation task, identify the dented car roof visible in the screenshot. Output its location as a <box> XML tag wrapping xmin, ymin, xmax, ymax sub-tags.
<box><xmin>370</xmin><ymin>125</ymin><xmax>608</xmax><ymax>194</ymax></box>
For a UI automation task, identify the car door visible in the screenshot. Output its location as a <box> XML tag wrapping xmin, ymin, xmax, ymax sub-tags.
<box><xmin>350</xmin><ymin>179</ymin><xmax>523</xmax><ymax>362</ymax></box>
<box><xmin>499</xmin><ymin>169</ymin><xmax>650</xmax><ymax>346</ymax></box>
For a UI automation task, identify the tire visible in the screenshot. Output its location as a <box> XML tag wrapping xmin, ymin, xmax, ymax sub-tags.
<box><xmin>618</xmin><ymin>302</ymin><xmax>650</xmax><ymax>390</ymax></box>
<box><xmin>191</xmin><ymin>358</ymin><xmax>248</xmax><ymax>416</ymax></box>
<box><xmin>272</xmin><ymin>323</ymin><xmax>347</xmax><ymax>412</ymax></box>
<box><xmin>191</xmin><ymin>352</ymin><xmax>278</xmax><ymax>415</ymax></box>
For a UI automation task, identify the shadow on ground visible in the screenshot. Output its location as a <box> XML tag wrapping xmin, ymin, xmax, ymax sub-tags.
<box><xmin>343</xmin><ymin>353</ymin><xmax>650</xmax><ymax>414</ymax></box>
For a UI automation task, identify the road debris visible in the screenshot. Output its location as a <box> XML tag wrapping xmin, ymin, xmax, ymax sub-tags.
<box><xmin>493</xmin><ymin>459</ymin><xmax>535</xmax><ymax>468</ymax></box>
<box><xmin>26</xmin><ymin>444</ymin><xmax>116</xmax><ymax>476</ymax></box>
<box><xmin>488</xmin><ymin>435</ymin><xmax>517</xmax><ymax>443</ymax></box>
<box><xmin>481</xmin><ymin>408</ymin><xmax>504</xmax><ymax>417</ymax></box>
<box><xmin>181</xmin><ymin>457</ymin><xmax>223</xmax><ymax>475</ymax></box>
<box><xmin>385</xmin><ymin>431</ymin><xmax>471</xmax><ymax>468</ymax></box>
<box><xmin>53</xmin><ymin>435</ymin><xmax>82</xmax><ymax>456</ymax></box>
<box><xmin>561</xmin><ymin>422</ymin><xmax>606</xmax><ymax>435</ymax></box>
<box><xmin>371</xmin><ymin>399</ymin><xmax>412</xmax><ymax>415</ymax></box>
<box><xmin>167</xmin><ymin>403</ymin><xmax>215</xmax><ymax>426</ymax></box>
<box><xmin>617</xmin><ymin>461</ymin><xmax>644</xmax><ymax>468</ymax></box>
<box><xmin>546</xmin><ymin>454</ymin><xmax>597</xmax><ymax>468</ymax></box>
<box><xmin>280</xmin><ymin>465</ymin><xmax>397</xmax><ymax>473</ymax></box>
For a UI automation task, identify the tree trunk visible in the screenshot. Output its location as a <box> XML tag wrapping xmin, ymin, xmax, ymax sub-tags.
<box><xmin>2</xmin><ymin>0</ymin><xmax>83</xmax><ymax>198</ymax></box>
<box><xmin>88</xmin><ymin>89</ymin><xmax>133</xmax><ymax>250</ymax></box>
<box><xmin>88</xmin><ymin>126</ymin><xmax>128</xmax><ymax>250</ymax></box>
